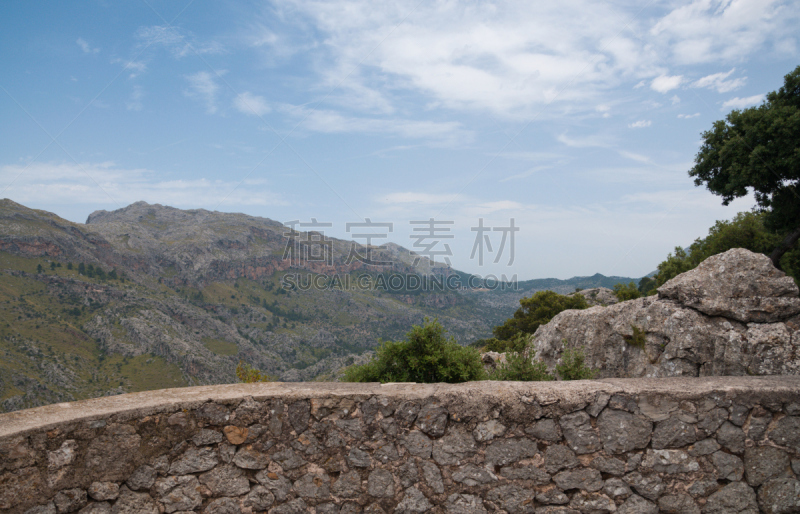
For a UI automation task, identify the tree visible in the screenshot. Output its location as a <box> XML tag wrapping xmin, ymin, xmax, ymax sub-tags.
<box><xmin>342</xmin><ymin>318</ymin><xmax>485</xmax><ymax>383</ymax></box>
<box><xmin>36</xmin><ymin>264</ymin><xmax>43</xmax><ymax>274</ymax></box>
<box><xmin>493</xmin><ymin>290</ymin><xmax>589</xmax><ymax>342</ymax></box>
<box><xmin>689</xmin><ymin>65</ymin><xmax>800</xmax><ymax>268</ymax></box>
<box><xmin>612</xmin><ymin>282</ymin><xmax>641</xmax><ymax>301</ymax></box>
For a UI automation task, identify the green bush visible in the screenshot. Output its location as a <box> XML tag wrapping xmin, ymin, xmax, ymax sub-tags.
<box><xmin>613</xmin><ymin>282</ymin><xmax>641</xmax><ymax>301</ymax></box>
<box><xmin>493</xmin><ymin>290</ymin><xmax>589</xmax><ymax>341</ymax></box>
<box><xmin>342</xmin><ymin>318</ymin><xmax>486</xmax><ymax>383</ymax></box>
<box><xmin>555</xmin><ymin>346</ymin><xmax>596</xmax><ymax>380</ymax></box>
<box><xmin>489</xmin><ymin>340</ymin><xmax>553</xmax><ymax>382</ymax></box>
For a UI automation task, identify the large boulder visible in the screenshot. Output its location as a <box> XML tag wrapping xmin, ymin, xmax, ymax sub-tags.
<box><xmin>532</xmin><ymin>249</ymin><xmax>800</xmax><ymax>378</ymax></box>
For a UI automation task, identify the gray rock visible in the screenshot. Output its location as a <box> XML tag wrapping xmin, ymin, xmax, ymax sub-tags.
<box><xmin>395</xmin><ymin>487</ymin><xmax>433</xmax><ymax>514</ymax></box>
<box><xmin>573</xmin><ymin>287</ymin><xmax>618</xmax><ymax>307</ymax></box>
<box><xmin>87</xmin><ymin>483</ymin><xmax>119</xmax><ymax>502</ymax></box>
<box><xmin>623</xmin><ymin>472</ymin><xmax>664</xmax><ymax>501</ymax></box>
<box><xmin>243</xmin><ymin>485</ymin><xmax>275</xmax><ymax>511</ymax></box>
<box><xmin>84</xmin><ymin>425</ymin><xmax>142</xmax><ymax>482</ymax></box>
<box><xmin>657</xmin><ymin>248</ymin><xmax>800</xmax><ymax>323</ymax></box>
<box><xmin>199</xmin><ymin>464</ymin><xmax>251</xmax><ymax>497</ymax></box>
<box><xmin>597</xmin><ymin>409</ymin><xmax>652</xmax><ymax>454</ymax></box>
<box><xmin>702</xmin><ymin>482</ymin><xmax>758</xmax><ymax>514</ymax></box>
<box><xmin>452</xmin><ymin>464</ymin><xmax>496</xmax><ymax>486</ymax></box>
<box><xmin>169</xmin><ymin>446</ymin><xmax>219</xmax><ymax>475</ymax></box>
<box><xmin>255</xmin><ymin>471</ymin><xmax>292</xmax><ymax>502</ymax></box>
<box><xmin>446</xmin><ymin>493</ymin><xmax>487</xmax><ymax>513</ymax></box>
<box><xmin>398</xmin><ymin>461</ymin><xmax>418</xmax><ymax>489</ymax></box>
<box><xmin>559</xmin><ymin>411</ymin><xmax>601</xmax><ymax>454</ymax></box>
<box><xmin>432</xmin><ymin>427</ymin><xmax>477</xmax><ymax>466</ymax></box>
<box><xmin>316</xmin><ymin>503</ymin><xmax>340</xmax><ymax>514</ymax></box>
<box><xmin>717</xmin><ymin>422</ymin><xmax>746</xmax><ymax>454</ymax></box>
<box><xmin>711</xmin><ymin>451</ymin><xmax>744</xmax><ymax>481</ymax></box>
<box><xmin>233</xmin><ymin>397</ymin><xmax>269</xmax><ymax>425</ymax></box>
<box><xmin>688</xmin><ymin>480</ymin><xmax>719</xmax><ymax>498</ymax></box>
<box><xmin>294</xmin><ymin>472</ymin><xmax>331</xmax><ymax>499</ymax></box>
<box><xmin>346</xmin><ymin>447</ymin><xmax>372</xmax><ymax>468</ymax></box>
<box><xmin>586</xmin><ymin>392</ymin><xmax>611</xmax><ymax>418</ymax></box>
<box><xmin>543</xmin><ymin>445</ymin><xmax>578</xmax><ymax>474</ymax></box>
<box><xmin>415</xmin><ymin>403</ymin><xmax>448</xmax><ymax>437</ymax></box>
<box><xmin>421</xmin><ymin>461</ymin><xmax>445</xmax><ymax>493</ymax></box>
<box><xmin>486</xmin><ymin>484</ymin><xmax>535</xmax><ymax>514</ymax></box>
<box><xmin>485</xmin><ymin>438</ymin><xmax>538</xmax><ymax>467</ymax></box>
<box><xmin>697</xmin><ymin>408</ymin><xmax>728</xmax><ymax>438</ymax></box>
<box><xmin>218</xmin><ymin>442</ymin><xmax>236</xmax><ymax>463</ymax></box>
<box><xmin>651</xmin><ymin>418</ymin><xmax>696</xmax><ymax>449</ymax></box>
<box><xmin>401</xmin><ymin>431</ymin><xmax>432</xmax><ymax>458</ymax></box>
<box><xmin>658</xmin><ymin>493</ymin><xmax>700</xmax><ymax>514</ymax></box>
<box><xmin>525</xmin><ymin>419</ymin><xmax>562</xmax><ymax>442</ymax></box>
<box><xmin>499</xmin><ymin>466</ymin><xmax>551</xmax><ymax>485</ymax></box>
<box><xmin>192</xmin><ymin>429</ymin><xmax>223</xmax><ymax>446</ymax></box>
<box><xmin>271</xmin><ymin>448</ymin><xmax>307</xmax><ymax>470</ymax></box>
<box><xmin>77</xmin><ymin>503</ymin><xmax>111</xmax><ymax>514</ymax></box>
<box><xmin>792</xmin><ymin>459</ymin><xmax>800</xmax><ymax>475</ymax></box>
<box><xmin>473</xmin><ymin>420</ymin><xmax>506</xmax><ymax>442</ymax></box>
<box><xmin>395</xmin><ymin>402</ymin><xmax>421</xmax><ymax>426</ymax></box>
<box><xmin>745</xmin><ymin>412</ymin><xmax>772</xmax><ymax>441</ymax></box>
<box><xmin>233</xmin><ymin>444</ymin><xmax>270</xmax><ymax>469</ymax></box>
<box><xmin>24</xmin><ymin>504</ymin><xmax>56</xmax><ymax>514</ymax></box>
<box><xmin>332</xmin><ymin>471</ymin><xmax>362</xmax><ymax>498</ymax></box>
<box><xmin>608</xmin><ymin>394</ymin><xmax>638</xmax><ymax>413</ymax></box>
<box><xmin>536</xmin><ymin>489</ymin><xmax>569</xmax><ymax>505</ymax></box>
<box><xmin>126</xmin><ymin>465</ymin><xmax>156</xmax><ymax>491</ymax></box>
<box><xmin>341</xmin><ymin>502</ymin><xmax>362</xmax><ymax>514</ymax></box>
<box><xmin>54</xmin><ymin>489</ymin><xmax>87</xmax><ymax>514</ymax></box>
<box><xmin>744</xmin><ymin>446</ymin><xmax>790</xmax><ymax>486</ymax></box>
<box><xmin>689</xmin><ymin>438</ymin><xmax>721</xmax><ymax>456</ymax></box>
<box><xmin>757</xmin><ymin>478</ymin><xmax>800</xmax><ymax>514</ymax></box>
<box><xmin>204</xmin><ymin>498</ymin><xmax>240</xmax><ymax>514</ymax></box>
<box><xmin>730</xmin><ymin>404</ymin><xmax>749</xmax><ymax>426</ymax></box>
<box><xmin>768</xmin><ymin>416</ymin><xmax>800</xmax><ymax>451</ymax></box>
<box><xmin>110</xmin><ymin>486</ymin><xmax>159</xmax><ymax>514</ymax></box>
<box><xmin>195</xmin><ymin>403</ymin><xmax>231</xmax><ymax>426</ymax></box>
<box><xmin>374</xmin><ymin>440</ymin><xmax>400</xmax><ymax>464</ymax></box>
<box><xmin>288</xmin><ymin>401</ymin><xmax>310</xmax><ymax>434</ymax></box>
<box><xmin>534</xmin><ymin>508</ymin><xmax>580</xmax><ymax>514</ymax></box>
<box><xmin>590</xmin><ymin>455</ymin><xmax>626</xmax><ymax>476</ymax></box>
<box><xmin>603</xmin><ymin>478</ymin><xmax>631</xmax><ymax>499</ymax></box>
<box><xmin>641</xmin><ymin>449</ymin><xmax>700</xmax><ymax>474</ymax></box>
<box><xmin>367</xmin><ymin>469</ymin><xmax>394</xmax><ymax>498</ymax></box>
<box><xmin>268</xmin><ymin>498</ymin><xmax>307</xmax><ymax>514</ymax></box>
<box><xmin>616</xmin><ymin>494</ymin><xmax>657</xmax><ymax>514</ymax></box>
<box><xmin>292</xmin><ymin>432</ymin><xmax>322</xmax><ymax>455</ymax></box>
<box><xmin>569</xmin><ymin>492</ymin><xmax>617</xmax><ymax>513</ymax></box>
<box><xmin>335</xmin><ymin>419</ymin><xmax>365</xmax><ymax>439</ymax></box>
<box><xmin>153</xmin><ymin>476</ymin><xmax>202</xmax><ymax>513</ymax></box>
<box><xmin>553</xmin><ymin>468</ymin><xmax>603</xmax><ymax>492</ymax></box>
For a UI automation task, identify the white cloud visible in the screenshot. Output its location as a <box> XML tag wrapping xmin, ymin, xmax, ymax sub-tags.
<box><xmin>135</xmin><ymin>25</ymin><xmax>222</xmax><ymax>58</ymax></box>
<box><xmin>692</xmin><ymin>68</ymin><xmax>746</xmax><ymax>93</ymax></box>
<box><xmin>628</xmin><ymin>120</ymin><xmax>652</xmax><ymax>129</ymax></box>
<box><xmin>184</xmin><ymin>72</ymin><xmax>221</xmax><ymax>114</ymax></box>
<box><xmin>76</xmin><ymin>38</ymin><xmax>99</xmax><ymax>54</ymax></box>
<box><xmin>678</xmin><ymin>113</ymin><xmax>700</xmax><ymax>119</ymax></box>
<box><xmin>651</xmin><ymin>75</ymin><xmax>683</xmax><ymax>93</ymax></box>
<box><xmin>111</xmin><ymin>58</ymin><xmax>147</xmax><ymax>79</ymax></box>
<box><xmin>234</xmin><ymin>92</ymin><xmax>271</xmax><ymax>116</ymax></box>
<box><xmin>126</xmin><ymin>86</ymin><xmax>143</xmax><ymax>111</ymax></box>
<box><xmin>382</xmin><ymin>192</ymin><xmax>464</xmax><ymax>205</ymax></box>
<box><xmin>671</xmin><ymin>95</ymin><xmax>681</xmax><ymax>105</ymax></box>
<box><xmin>722</xmin><ymin>94</ymin><xmax>765</xmax><ymax>110</ymax></box>
<box><xmin>556</xmin><ymin>133</ymin><xmax>611</xmax><ymax>148</ymax></box>
<box><xmin>618</xmin><ymin>150</ymin><xmax>651</xmax><ymax>163</ymax></box>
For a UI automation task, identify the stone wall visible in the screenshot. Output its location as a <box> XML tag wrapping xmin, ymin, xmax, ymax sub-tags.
<box><xmin>1</xmin><ymin>378</ymin><xmax>800</xmax><ymax>514</ymax></box>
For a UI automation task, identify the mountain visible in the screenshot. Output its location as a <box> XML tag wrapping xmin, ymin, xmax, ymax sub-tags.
<box><xmin>0</xmin><ymin>200</ymin><xmax>641</xmax><ymax>412</ymax></box>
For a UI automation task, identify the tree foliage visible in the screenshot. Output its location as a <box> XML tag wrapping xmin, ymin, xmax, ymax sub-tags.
<box><xmin>555</xmin><ymin>347</ymin><xmax>596</xmax><ymax>380</ymax></box>
<box><xmin>689</xmin><ymin>65</ymin><xmax>800</xmax><ymax>266</ymax></box>
<box><xmin>488</xmin><ymin>338</ymin><xmax>552</xmax><ymax>382</ymax></box>
<box><xmin>235</xmin><ymin>361</ymin><xmax>272</xmax><ymax>383</ymax></box>
<box><xmin>492</xmin><ymin>290</ymin><xmax>589</xmax><ymax>342</ymax></box>
<box><xmin>612</xmin><ymin>282</ymin><xmax>641</xmax><ymax>302</ymax></box>
<box><xmin>342</xmin><ymin>318</ymin><xmax>486</xmax><ymax>383</ymax></box>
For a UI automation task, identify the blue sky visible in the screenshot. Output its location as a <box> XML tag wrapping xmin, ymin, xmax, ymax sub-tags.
<box><xmin>1</xmin><ymin>0</ymin><xmax>798</xmax><ymax>280</ymax></box>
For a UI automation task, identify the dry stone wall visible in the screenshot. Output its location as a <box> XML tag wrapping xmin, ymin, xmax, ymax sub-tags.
<box><xmin>1</xmin><ymin>378</ymin><xmax>800</xmax><ymax>514</ymax></box>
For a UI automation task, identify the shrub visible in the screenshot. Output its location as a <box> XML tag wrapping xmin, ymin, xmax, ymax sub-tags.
<box><xmin>612</xmin><ymin>281</ymin><xmax>641</xmax><ymax>301</ymax></box>
<box><xmin>236</xmin><ymin>361</ymin><xmax>271</xmax><ymax>383</ymax></box>
<box><xmin>489</xmin><ymin>340</ymin><xmax>553</xmax><ymax>382</ymax></box>
<box><xmin>342</xmin><ymin>318</ymin><xmax>486</xmax><ymax>383</ymax></box>
<box><xmin>555</xmin><ymin>346</ymin><xmax>596</xmax><ymax>380</ymax></box>
<box><xmin>624</xmin><ymin>325</ymin><xmax>646</xmax><ymax>350</ymax></box>
<box><xmin>493</xmin><ymin>290</ymin><xmax>589</xmax><ymax>341</ymax></box>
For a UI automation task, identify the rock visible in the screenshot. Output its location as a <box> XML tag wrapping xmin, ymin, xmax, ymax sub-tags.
<box><xmin>597</xmin><ymin>409</ymin><xmax>652</xmax><ymax>453</ymax></box>
<box><xmin>395</xmin><ymin>402</ymin><xmax>421</xmax><ymax>426</ymax></box>
<box><xmin>294</xmin><ymin>472</ymin><xmax>331</xmax><ymax>499</ymax></box>
<box><xmin>616</xmin><ymin>494</ymin><xmax>657</xmax><ymax>514</ymax></box>
<box><xmin>336</xmin><ymin>419</ymin><xmax>365</xmax><ymax>439</ymax></box>
<box><xmin>195</xmin><ymin>403</ymin><xmax>231</xmax><ymax>426</ymax></box>
<box><xmin>658</xmin><ymin>493</ymin><xmax>700</xmax><ymax>514</ymax></box>
<box><xmin>199</xmin><ymin>464</ymin><xmax>251</xmax><ymax>497</ymax></box>
<box><xmin>110</xmin><ymin>486</ymin><xmax>158</xmax><ymax>514</ymax></box>
<box><xmin>767</xmin><ymin>416</ymin><xmax>800</xmax><ymax>451</ymax></box>
<box><xmin>415</xmin><ymin>403</ymin><xmax>448</xmax><ymax>437</ymax></box>
<box><xmin>640</xmin><ymin>449</ymin><xmax>700</xmax><ymax>474</ymax></box>
<box><xmin>126</xmin><ymin>465</ymin><xmax>156</xmax><ymax>491</ymax></box>
<box><xmin>346</xmin><ymin>448</ymin><xmax>372</xmax><ymax>468</ymax></box>
<box><xmin>711</xmin><ymin>451</ymin><xmax>744</xmax><ymax>481</ymax></box>
<box><xmin>332</xmin><ymin>471</ymin><xmax>362</xmax><ymax>498</ymax></box>
<box><xmin>743</xmin><ymin>446</ymin><xmax>790</xmax><ymax>486</ymax></box>
<box><xmin>192</xmin><ymin>429</ymin><xmax>223</xmax><ymax>446</ymax></box>
<box><xmin>473</xmin><ymin>420</ymin><xmax>506</xmax><ymax>442</ymax></box>
<box><xmin>77</xmin><ymin>503</ymin><xmax>111</xmax><ymax>514</ymax></box>
<box><xmin>316</xmin><ymin>503</ymin><xmax>340</xmax><ymax>514</ymax></box>
<box><xmin>485</xmin><ymin>438</ymin><xmax>538</xmax><ymax>467</ymax></box>
<box><xmin>269</xmin><ymin>498</ymin><xmax>307</xmax><ymax>514</ymax></box>
<box><xmin>367</xmin><ymin>469</ymin><xmax>394</xmax><ymax>498</ymax></box>
<box><xmin>452</xmin><ymin>464</ymin><xmax>496</xmax><ymax>486</ymax></box>
<box><xmin>569</xmin><ymin>492</ymin><xmax>617</xmax><ymax>513</ymax></box>
<box><xmin>572</xmin><ymin>287</ymin><xmax>618</xmax><ymax>307</ymax></box>
<box><xmin>169</xmin><ymin>446</ymin><xmax>219</xmax><ymax>475</ymax></box>
<box><xmin>499</xmin><ymin>466</ymin><xmax>551</xmax><ymax>485</ymax></box>
<box><xmin>255</xmin><ymin>471</ymin><xmax>292</xmax><ymax>502</ymax></box>
<box><xmin>432</xmin><ymin>427</ymin><xmax>477</xmax><ymax>466</ymax></box>
<box><xmin>54</xmin><ymin>489</ymin><xmax>87</xmax><ymax>513</ymax></box>
<box><xmin>486</xmin><ymin>484</ymin><xmax>534</xmax><ymax>514</ymax></box>
<box><xmin>87</xmin><ymin>483</ymin><xmax>118</xmax><ymax>502</ymax></box>
<box><xmin>395</xmin><ymin>487</ymin><xmax>433</xmax><ymax>514</ymax></box>
<box><xmin>421</xmin><ymin>461</ymin><xmax>445</xmax><ymax>493</ymax></box>
<box><xmin>153</xmin><ymin>476</ymin><xmax>202</xmax><ymax>513</ymax></box>
<box><xmin>536</xmin><ymin>488</ymin><xmax>569</xmax><ymax>505</ymax></box>
<box><xmin>84</xmin><ymin>425</ymin><xmax>141</xmax><ymax>482</ymax></box>
<box><xmin>24</xmin><ymin>503</ymin><xmax>56</xmax><ymax>514</ymax></box>
<box><xmin>374</xmin><ymin>440</ymin><xmax>400</xmax><ymax>463</ymax></box>
<box><xmin>398</xmin><ymin>461</ymin><xmax>418</xmax><ymax>489</ymax></box>
<box><xmin>657</xmin><ymin>249</ymin><xmax>800</xmax><ymax>323</ymax></box>
<box><xmin>525</xmin><ymin>419</ymin><xmax>562</xmax><ymax>442</ymax></box>
<box><xmin>717</xmin><ymin>422</ymin><xmax>746</xmax><ymax>454</ymax></box>
<box><xmin>590</xmin><ymin>455</ymin><xmax>626</xmax><ymax>476</ymax></box>
<box><xmin>623</xmin><ymin>472</ymin><xmax>664</xmax><ymax>501</ymax></box>
<box><xmin>603</xmin><ymin>478</ymin><xmax>632</xmax><ymax>499</ymax></box>
<box><xmin>287</xmin><ymin>401</ymin><xmax>310</xmax><ymax>434</ymax></box>
<box><xmin>401</xmin><ymin>431</ymin><xmax>432</xmax><ymax>458</ymax></box>
<box><xmin>271</xmin><ymin>448</ymin><xmax>306</xmax><ymax>470</ymax></box>
<box><xmin>553</xmin><ymin>469</ymin><xmax>603</xmax><ymax>492</ymax></box>
<box><xmin>559</xmin><ymin>411</ymin><xmax>601</xmax><ymax>454</ymax></box>
<box><xmin>48</xmin><ymin>441</ymin><xmax>78</xmax><ymax>470</ymax></box>
<box><xmin>233</xmin><ymin>444</ymin><xmax>270</xmax><ymax>469</ymax></box>
<box><xmin>543</xmin><ymin>445</ymin><xmax>578</xmax><ymax>474</ymax></box>
<box><xmin>702</xmin><ymin>482</ymin><xmax>758</xmax><ymax>513</ymax></box>
<box><xmin>205</xmin><ymin>498</ymin><xmax>240</xmax><ymax>514</ymax></box>
<box><xmin>757</xmin><ymin>478</ymin><xmax>800</xmax><ymax>514</ymax></box>
<box><xmin>446</xmin><ymin>493</ymin><xmax>487</xmax><ymax>513</ymax></box>
<box><xmin>689</xmin><ymin>438</ymin><xmax>721</xmax><ymax>456</ymax></box>
<box><xmin>651</xmin><ymin>418</ymin><xmax>696</xmax><ymax>449</ymax></box>
<box><xmin>243</xmin><ymin>485</ymin><xmax>275</xmax><ymax>511</ymax></box>
<box><xmin>222</xmin><ymin>425</ymin><xmax>247</xmax><ymax>445</ymax></box>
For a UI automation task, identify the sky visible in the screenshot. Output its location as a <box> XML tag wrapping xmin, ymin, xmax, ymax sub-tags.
<box><xmin>1</xmin><ymin>0</ymin><xmax>798</xmax><ymax>281</ymax></box>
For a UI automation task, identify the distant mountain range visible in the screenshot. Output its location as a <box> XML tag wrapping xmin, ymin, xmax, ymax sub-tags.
<box><xmin>0</xmin><ymin>200</ymin><xmax>641</xmax><ymax>412</ymax></box>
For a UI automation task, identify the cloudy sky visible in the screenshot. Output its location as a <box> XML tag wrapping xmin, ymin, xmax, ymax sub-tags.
<box><xmin>1</xmin><ymin>0</ymin><xmax>798</xmax><ymax>280</ymax></box>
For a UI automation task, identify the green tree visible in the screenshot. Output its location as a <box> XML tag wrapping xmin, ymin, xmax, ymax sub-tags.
<box><xmin>555</xmin><ymin>347</ymin><xmax>596</xmax><ymax>380</ymax></box>
<box><xmin>488</xmin><ymin>339</ymin><xmax>553</xmax><ymax>382</ymax></box>
<box><xmin>493</xmin><ymin>290</ymin><xmax>589</xmax><ymax>342</ymax></box>
<box><xmin>343</xmin><ymin>318</ymin><xmax>485</xmax><ymax>383</ymax></box>
<box><xmin>638</xmin><ymin>276</ymin><xmax>656</xmax><ymax>295</ymax></box>
<box><xmin>612</xmin><ymin>282</ymin><xmax>641</xmax><ymax>301</ymax></box>
<box><xmin>36</xmin><ymin>264</ymin><xmax>43</xmax><ymax>274</ymax></box>
<box><xmin>689</xmin><ymin>65</ymin><xmax>800</xmax><ymax>268</ymax></box>
<box><xmin>67</xmin><ymin>262</ymin><xmax>73</xmax><ymax>270</ymax></box>
<box><xmin>49</xmin><ymin>262</ymin><xmax>56</xmax><ymax>271</ymax></box>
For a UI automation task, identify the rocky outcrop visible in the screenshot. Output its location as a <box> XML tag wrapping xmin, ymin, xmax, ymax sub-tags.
<box><xmin>533</xmin><ymin>249</ymin><xmax>800</xmax><ymax>378</ymax></box>
<box><xmin>572</xmin><ymin>287</ymin><xmax>618</xmax><ymax>307</ymax></box>
<box><xmin>1</xmin><ymin>378</ymin><xmax>799</xmax><ymax>513</ymax></box>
